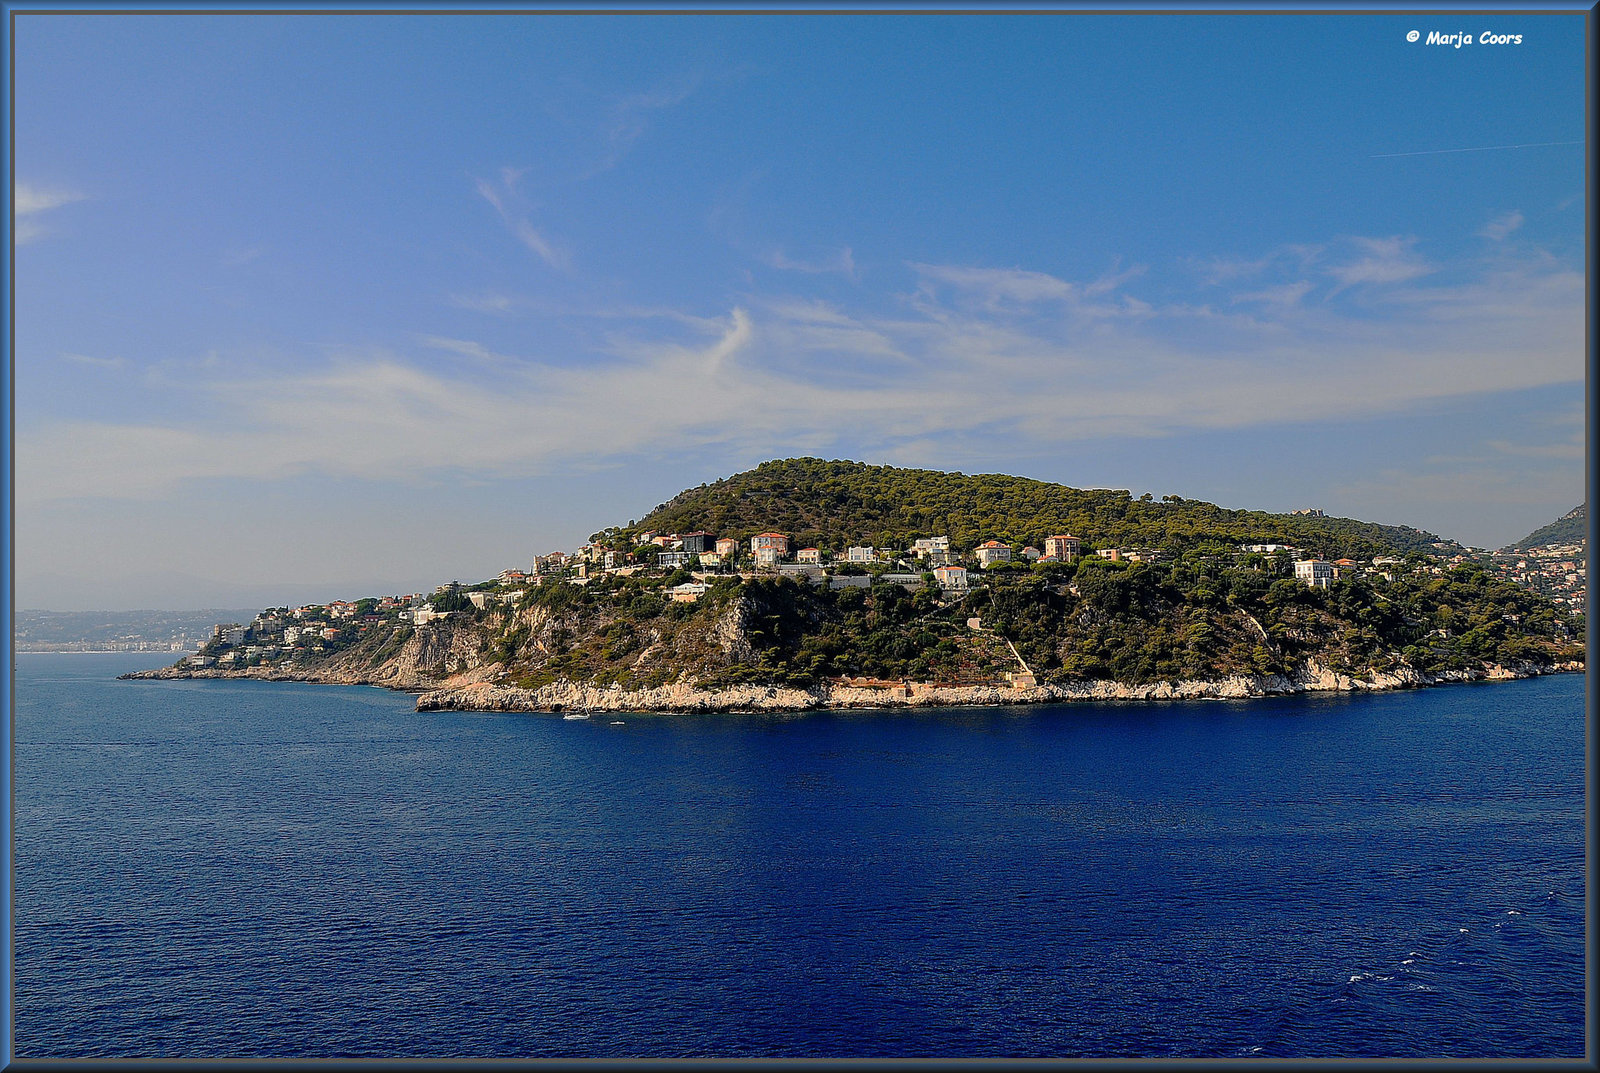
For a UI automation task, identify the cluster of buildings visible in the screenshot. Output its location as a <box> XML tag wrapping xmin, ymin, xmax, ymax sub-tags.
<box><xmin>1485</xmin><ymin>543</ymin><xmax>1587</xmax><ymax>609</ymax></box>
<box><xmin>189</xmin><ymin>519</ymin><xmax>1585</xmax><ymax>670</ymax></box>
<box><xmin>190</xmin><ymin>590</ymin><xmax>472</xmax><ymax>667</ymax></box>
<box><xmin>559</xmin><ymin>529</ymin><xmax>1132</xmax><ymax>600</ymax></box>
<box><xmin>1239</xmin><ymin>543</ymin><xmax>1406</xmax><ymax>589</ymax></box>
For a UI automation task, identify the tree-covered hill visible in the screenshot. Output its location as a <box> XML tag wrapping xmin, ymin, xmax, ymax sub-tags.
<box><xmin>1503</xmin><ymin>504</ymin><xmax>1586</xmax><ymax>552</ymax></box>
<box><xmin>139</xmin><ymin>458</ymin><xmax>1582</xmax><ymax>699</ymax></box>
<box><xmin>626</xmin><ymin>458</ymin><xmax>1455</xmax><ymax>560</ymax></box>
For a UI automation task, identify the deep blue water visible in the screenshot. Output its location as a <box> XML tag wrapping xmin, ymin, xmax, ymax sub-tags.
<box><xmin>12</xmin><ymin>653</ymin><xmax>1587</xmax><ymax>1059</ymax></box>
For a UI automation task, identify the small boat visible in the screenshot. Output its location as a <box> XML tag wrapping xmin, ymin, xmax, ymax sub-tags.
<box><xmin>563</xmin><ymin>711</ymin><xmax>591</xmax><ymax>721</ymax></box>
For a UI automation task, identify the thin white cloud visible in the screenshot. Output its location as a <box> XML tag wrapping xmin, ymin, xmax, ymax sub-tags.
<box><xmin>473</xmin><ymin>172</ymin><xmax>566</xmax><ymax>269</ymax></box>
<box><xmin>15</xmin><ymin>181</ymin><xmax>86</xmax><ymax>244</ymax></box>
<box><xmin>1232</xmin><ymin>281</ymin><xmax>1315</xmax><ymax>307</ymax></box>
<box><xmin>1195</xmin><ymin>244</ymin><xmax>1323</xmax><ymax>286</ymax></box>
<box><xmin>418</xmin><ymin>336</ymin><xmax>506</xmax><ymax>363</ymax></box>
<box><xmin>1325</xmin><ymin>236</ymin><xmax>1431</xmax><ymax>288</ymax></box>
<box><xmin>1478</xmin><ymin>210</ymin><xmax>1525</xmax><ymax>241</ymax></box>
<box><xmin>16</xmin><ymin>240</ymin><xmax>1581</xmax><ymax>507</ymax></box>
<box><xmin>599</xmin><ymin>77</ymin><xmax>700</xmax><ymax>172</ymax></box>
<box><xmin>764</xmin><ymin>246</ymin><xmax>857</xmax><ymax>278</ymax></box>
<box><xmin>15</xmin><ymin>182</ymin><xmax>82</xmax><ymax>215</ymax></box>
<box><xmin>450</xmin><ymin>292</ymin><xmax>519</xmax><ymax>314</ymax></box>
<box><xmin>62</xmin><ymin>352</ymin><xmax>126</xmax><ymax>370</ymax></box>
<box><xmin>1083</xmin><ymin>263</ymin><xmax>1147</xmax><ymax>296</ymax></box>
<box><xmin>910</xmin><ymin>262</ymin><xmax>1074</xmax><ymax>306</ymax></box>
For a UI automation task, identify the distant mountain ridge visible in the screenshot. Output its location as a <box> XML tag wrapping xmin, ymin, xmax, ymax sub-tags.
<box><xmin>1503</xmin><ymin>504</ymin><xmax>1586</xmax><ymax>553</ymax></box>
<box><xmin>626</xmin><ymin>458</ymin><xmax>1454</xmax><ymax>560</ymax></box>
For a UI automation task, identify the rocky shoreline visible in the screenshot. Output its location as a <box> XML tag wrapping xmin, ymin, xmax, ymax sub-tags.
<box><xmin>121</xmin><ymin>659</ymin><xmax>1584</xmax><ymax>714</ymax></box>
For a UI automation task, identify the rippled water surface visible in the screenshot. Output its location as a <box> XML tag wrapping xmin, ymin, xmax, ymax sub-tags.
<box><xmin>14</xmin><ymin>654</ymin><xmax>1586</xmax><ymax>1058</ymax></box>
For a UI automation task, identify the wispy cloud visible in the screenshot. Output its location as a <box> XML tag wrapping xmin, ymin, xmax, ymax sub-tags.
<box><xmin>418</xmin><ymin>335</ymin><xmax>508</xmax><ymax>364</ymax></box>
<box><xmin>1478</xmin><ymin>210</ymin><xmax>1524</xmax><ymax>241</ymax></box>
<box><xmin>474</xmin><ymin>168</ymin><xmax>567</xmax><ymax>269</ymax></box>
<box><xmin>1232</xmin><ymin>280</ymin><xmax>1314</xmax><ymax>307</ymax></box>
<box><xmin>450</xmin><ymin>292</ymin><xmax>520</xmax><ymax>314</ymax></box>
<box><xmin>764</xmin><ymin>246</ymin><xmax>857</xmax><ymax>278</ymax></box>
<box><xmin>15</xmin><ymin>181</ymin><xmax>86</xmax><ymax>244</ymax></box>
<box><xmin>597</xmin><ymin>76</ymin><xmax>700</xmax><ymax>172</ymax></box>
<box><xmin>1324</xmin><ymin>236</ymin><xmax>1432</xmax><ymax>289</ymax></box>
<box><xmin>16</xmin><ymin>236</ymin><xmax>1581</xmax><ymax>508</ymax></box>
<box><xmin>1194</xmin><ymin>244</ymin><xmax>1322</xmax><ymax>286</ymax></box>
<box><xmin>907</xmin><ymin>261</ymin><xmax>1154</xmax><ymax>324</ymax></box>
<box><xmin>62</xmin><ymin>352</ymin><xmax>126</xmax><ymax>370</ymax></box>
<box><xmin>1084</xmin><ymin>263</ymin><xmax>1147</xmax><ymax>296</ymax></box>
<box><xmin>909</xmin><ymin>263</ymin><xmax>1075</xmax><ymax>307</ymax></box>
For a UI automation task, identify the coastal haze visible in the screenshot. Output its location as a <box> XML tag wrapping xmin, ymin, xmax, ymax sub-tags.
<box><xmin>14</xmin><ymin>13</ymin><xmax>1586</xmax><ymax>612</ymax></box>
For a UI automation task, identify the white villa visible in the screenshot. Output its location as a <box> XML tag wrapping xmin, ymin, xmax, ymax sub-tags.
<box><xmin>974</xmin><ymin>541</ymin><xmax>1013</xmax><ymax>568</ymax></box>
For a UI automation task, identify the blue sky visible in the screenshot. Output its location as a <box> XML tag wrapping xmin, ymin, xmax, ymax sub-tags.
<box><xmin>13</xmin><ymin>11</ymin><xmax>1587</xmax><ymax>610</ymax></box>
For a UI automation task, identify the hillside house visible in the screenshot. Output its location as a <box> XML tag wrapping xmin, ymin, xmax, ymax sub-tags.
<box><xmin>1294</xmin><ymin>559</ymin><xmax>1335</xmax><ymax>588</ymax></box>
<box><xmin>751</xmin><ymin>532</ymin><xmax>789</xmax><ymax>555</ymax></box>
<box><xmin>1043</xmin><ymin>535</ymin><xmax>1081</xmax><ymax>561</ymax></box>
<box><xmin>975</xmin><ymin>541</ymin><xmax>1013</xmax><ymax>568</ymax></box>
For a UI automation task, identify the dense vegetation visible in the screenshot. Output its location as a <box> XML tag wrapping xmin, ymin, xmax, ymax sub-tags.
<box><xmin>180</xmin><ymin>459</ymin><xmax>1584</xmax><ymax>692</ymax></box>
<box><xmin>302</xmin><ymin>552</ymin><xmax>1580</xmax><ymax>692</ymax></box>
<box><xmin>623</xmin><ymin>458</ymin><xmax>1457</xmax><ymax>561</ymax></box>
<box><xmin>700</xmin><ymin>555</ymin><xmax>1583</xmax><ymax>687</ymax></box>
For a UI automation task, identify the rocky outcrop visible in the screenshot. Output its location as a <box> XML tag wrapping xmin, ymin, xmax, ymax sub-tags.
<box><xmin>118</xmin><ymin>616</ymin><xmax>498</xmax><ymax>691</ymax></box>
<box><xmin>120</xmin><ymin>608</ymin><xmax>1583</xmax><ymax>715</ymax></box>
<box><xmin>413</xmin><ymin>659</ymin><xmax>1584</xmax><ymax>714</ymax></box>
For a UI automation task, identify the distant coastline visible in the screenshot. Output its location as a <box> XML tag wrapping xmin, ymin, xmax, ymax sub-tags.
<box><xmin>21</xmin><ymin>647</ymin><xmax>194</xmax><ymax>656</ymax></box>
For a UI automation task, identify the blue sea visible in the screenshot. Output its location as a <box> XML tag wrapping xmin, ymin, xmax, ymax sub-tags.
<box><xmin>11</xmin><ymin>653</ymin><xmax>1588</xmax><ymax>1059</ymax></box>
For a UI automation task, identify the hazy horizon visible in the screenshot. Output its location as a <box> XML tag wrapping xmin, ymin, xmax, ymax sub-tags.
<box><xmin>17</xmin><ymin>456</ymin><xmax>1583</xmax><ymax>613</ymax></box>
